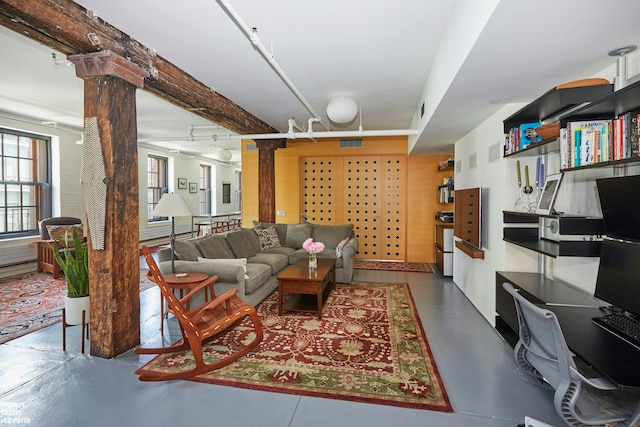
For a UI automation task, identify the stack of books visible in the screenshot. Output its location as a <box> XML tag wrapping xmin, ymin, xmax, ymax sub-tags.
<box><xmin>561</xmin><ymin>111</ymin><xmax>640</xmax><ymax>169</ymax></box>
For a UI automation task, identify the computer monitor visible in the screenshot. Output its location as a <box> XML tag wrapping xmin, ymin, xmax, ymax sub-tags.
<box><xmin>596</xmin><ymin>175</ymin><xmax>640</xmax><ymax>242</ymax></box>
<box><xmin>594</xmin><ymin>238</ymin><xmax>640</xmax><ymax>317</ymax></box>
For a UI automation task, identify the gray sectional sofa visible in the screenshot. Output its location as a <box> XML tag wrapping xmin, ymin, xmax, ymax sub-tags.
<box><xmin>156</xmin><ymin>221</ymin><xmax>358</xmax><ymax>307</ymax></box>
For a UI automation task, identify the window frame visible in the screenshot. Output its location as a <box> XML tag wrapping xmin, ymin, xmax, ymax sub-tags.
<box><xmin>147</xmin><ymin>154</ymin><xmax>168</xmax><ymax>222</ymax></box>
<box><xmin>199</xmin><ymin>164</ymin><xmax>212</xmax><ymax>215</ymax></box>
<box><xmin>0</xmin><ymin>128</ymin><xmax>51</xmax><ymax>239</ymax></box>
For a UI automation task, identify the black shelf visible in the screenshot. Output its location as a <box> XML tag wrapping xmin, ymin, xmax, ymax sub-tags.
<box><xmin>504</xmin><ymin>137</ymin><xmax>560</xmax><ymax>158</ymax></box>
<box><xmin>502</xmin><ymin>211</ymin><xmax>604</xmax><ymax>257</ymax></box>
<box><xmin>560</xmin><ymin>79</ymin><xmax>640</xmax><ymax>125</ymax></box>
<box><xmin>503</xmin><ymin>84</ymin><xmax>614</xmax><ymax>133</ymax></box>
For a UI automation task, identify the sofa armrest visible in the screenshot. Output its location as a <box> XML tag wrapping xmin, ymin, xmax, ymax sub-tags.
<box><xmin>158</xmin><ymin>260</ymin><xmax>244</xmax><ymax>283</ymax></box>
<box><xmin>340</xmin><ymin>237</ymin><xmax>358</xmax><ymax>264</ymax></box>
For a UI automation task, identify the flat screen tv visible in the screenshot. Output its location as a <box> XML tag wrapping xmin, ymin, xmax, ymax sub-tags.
<box><xmin>594</xmin><ymin>238</ymin><xmax>640</xmax><ymax>317</ymax></box>
<box><xmin>596</xmin><ymin>175</ymin><xmax>640</xmax><ymax>242</ymax></box>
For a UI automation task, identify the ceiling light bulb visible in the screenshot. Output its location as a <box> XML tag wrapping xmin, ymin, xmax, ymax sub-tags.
<box><xmin>327</xmin><ymin>96</ymin><xmax>358</xmax><ymax>124</ymax></box>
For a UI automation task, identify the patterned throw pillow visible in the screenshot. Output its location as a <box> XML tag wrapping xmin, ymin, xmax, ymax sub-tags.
<box><xmin>255</xmin><ymin>226</ymin><xmax>281</xmax><ymax>250</ymax></box>
<box><xmin>46</xmin><ymin>224</ymin><xmax>84</xmax><ymax>247</ymax></box>
<box><xmin>335</xmin><ymin>237</ymin><xmax>350</xmax><ymax>258</ymax></box>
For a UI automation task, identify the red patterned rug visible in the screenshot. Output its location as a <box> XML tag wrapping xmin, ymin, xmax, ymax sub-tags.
<box><xmin>0</xmin><ymin>270</ymin><xmax>155</xmax><ymax>344</ymax></box>
<box><xmin>136</xmin><ymin>281</ymin><xmax>452</xmax><ymax>412</ymax></box>
<box><xmin>354</xmin><ymin>260</ymin><xmax>433</xmax><ymax>273</ymax></box>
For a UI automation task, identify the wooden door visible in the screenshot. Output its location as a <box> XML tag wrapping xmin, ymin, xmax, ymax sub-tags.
<box><xmin>301</xmin><ymin>155</ymin><xmax>406</xmax><ymax>260</ymax></box>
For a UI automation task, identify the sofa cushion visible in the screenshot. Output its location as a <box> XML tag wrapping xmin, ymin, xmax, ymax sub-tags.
<box><xmin>285</xmin><ymin>223</ymin><xmax>312</xmax><ymax>249</ymax></box>
<box><xmin>195</xmin><ymin>234</ymin><xmax>234</xmax><ymax>259</ymax></box>
<box><xmin>311</xmin><ymin>223</ymin><xmax>354</xmax><ymax>248</ymax></box>
<box><xmin>255</xmin><ymin>225</ymin><xmax>281</xmax><ymax>250</ymax></box>
<box><xmin>253</xmin><ymin>221</ymin><xmax>288</xmax><ymax>246</ymax></box>
<box><xmin>244</xmin><ymin>263</ymin><xmax>272</xmax><ymax>294</ymax></box>
<box><xmin>261</xmin><ymin>246</ymin><xmax>296</xmax><ymax>257</ymax></box>
<box><xmin>240</xmin><ymin>227</ymin><xmax>261</xmax><ymax>252</ymax></box>
<box><xmin>225</xmin><ymin>230</ymin><xmax>256</xmax><ymax>258</ymax></box>
<box><xmin>197</xmin><ymin>257</ymin><xmax>249</xmax><ymax>279</ymax></box>
<box><xmin>248</xmin><ymin>253</ymin><xmax>288</xmax><ymax>275</ymax></box>
<box><xmin>173</xmin><ymin>239</ymin><xmax>202</xmax><ymax>261</ymax></box>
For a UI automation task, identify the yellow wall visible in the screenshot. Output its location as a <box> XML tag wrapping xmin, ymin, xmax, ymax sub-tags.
<box><xmin>242</xmin><ymin>137</ymin><xmax>453</xmax><ymax>262</ymax></box>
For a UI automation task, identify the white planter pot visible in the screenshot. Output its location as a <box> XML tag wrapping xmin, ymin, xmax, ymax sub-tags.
<box><xmin>64</xmin><ymin>295</ymin><xmax>90</xmax><ymax>325</ymax></box>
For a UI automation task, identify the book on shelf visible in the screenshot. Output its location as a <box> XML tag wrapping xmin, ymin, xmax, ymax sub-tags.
<box><xmin>504</xmin><ymin>122</ymin><xmax>543</xmax><ymax>155</ymax></box>
<box><xmin>561</xmin><ymin>120</ymin><xmax>612</xmax><ymax>168</ymax></box>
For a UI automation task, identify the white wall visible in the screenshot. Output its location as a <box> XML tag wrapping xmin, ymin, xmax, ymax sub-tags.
<box><xmin>452</xmin><ymin>64</ymin><xmax>627</xmax><ymax>323</ymax></box>
<box><xmin>0</xmin><ymin>113</ymin><xmax>240</xmax><ymax>277</ymax></box>
<box><xmin>137</xmin><ymin>144</ymin><xmax>240</xmax><ymax>241</ymax></box>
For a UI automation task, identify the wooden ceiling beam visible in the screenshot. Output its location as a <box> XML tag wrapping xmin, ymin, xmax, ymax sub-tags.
<box><xmin>0</xmin><ymin>0</ymin><xmax>278</xmax><ymax>135</ymax></box>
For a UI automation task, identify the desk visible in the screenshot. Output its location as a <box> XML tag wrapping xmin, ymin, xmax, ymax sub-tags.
<box><xmin>496</xmin><ymin>271</ymin><xmax>640</xmax><ymax>391</ymax></box>
<box><xmin>161</xmin><ymin>272</ymin><xmax>209</xmax><ymax>335</ymax></box>
<box><xmin>191</xmin><ymin>213</ymin><xmax>241</xmax><ymax>237</ymax></box>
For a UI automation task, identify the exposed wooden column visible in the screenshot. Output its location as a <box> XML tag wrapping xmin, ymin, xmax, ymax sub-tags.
<box><xmin>256</xmin><ymin>139</ymin><xmax>286</xmax><ymax>223</ymax></box>
<box><xmin>68</xmin><ymin>50</ymin><xmax>149</xmax><ymax>358</ymax></box>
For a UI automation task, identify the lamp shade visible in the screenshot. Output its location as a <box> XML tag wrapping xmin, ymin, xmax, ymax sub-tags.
<box><xmin>152</xmin><ymin>192</ymin><xmax>192</xmax><ymax>217</ymax></box>
<box><xmin>327</xmin><ymin>96</ymin><xmax>358</xmax><ymax>124</ymax></box>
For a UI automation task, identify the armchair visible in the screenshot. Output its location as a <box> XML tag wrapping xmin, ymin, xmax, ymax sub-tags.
<box><xmin>36</xmin><ymin>217</ymin><xmax>83</xmax><ymax>279</ymax></box>
<box><xmin>502</xmin><ymin>282</ymin><xmax>640</xmax><ymax>427</ymax></box>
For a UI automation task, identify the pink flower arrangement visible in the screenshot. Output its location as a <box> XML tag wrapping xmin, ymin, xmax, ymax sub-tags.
<box><xmin>302</xmin><ymin>238</ymin><xmax>325</xmax><ymax>254</ymax></box>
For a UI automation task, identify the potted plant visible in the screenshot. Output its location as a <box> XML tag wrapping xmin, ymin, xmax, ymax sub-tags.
<box><xmin>52</xmin><ymin>230</ymin><xmax>90</xmax><ymax>325</ymax></box>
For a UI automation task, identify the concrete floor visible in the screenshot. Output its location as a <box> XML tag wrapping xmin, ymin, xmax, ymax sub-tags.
<box><xmin>0</xmin><ymin>266</ymin><xmax>566</xmax><ymax>427</ymax></box>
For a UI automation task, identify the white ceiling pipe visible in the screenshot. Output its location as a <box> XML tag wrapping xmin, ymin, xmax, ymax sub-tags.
<box><xmin>216</xmin><ymin>0</ymin><xmax>328</xmax><ymax>131</ymax></box>
<box><xmin>203</xmin><ymin>128</ymin><xmax>419</xmax><ymax>141</ymax></box>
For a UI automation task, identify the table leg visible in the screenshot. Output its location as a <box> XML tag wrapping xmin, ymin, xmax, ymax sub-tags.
<box><xmin>278</xmin><ymin>282</ymin><xmax>283</xmax><ymax>315</ymax></box>
<box><xmin>317</xmin><ymin>290</ymin><xmax>323</xmax><ymax>319</ymax></box>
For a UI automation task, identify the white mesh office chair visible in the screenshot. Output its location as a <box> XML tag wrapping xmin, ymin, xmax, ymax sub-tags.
<box><xmin>503</xmin><ymin>282</ymin><xmax>640</xmax><ymax>427</ymax></box>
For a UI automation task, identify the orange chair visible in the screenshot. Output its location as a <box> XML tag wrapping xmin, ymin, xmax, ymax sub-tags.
<box><xmin>135</xmin><ymin>246</ymin><xmax>263</xmax><ymax>381</ymax></box>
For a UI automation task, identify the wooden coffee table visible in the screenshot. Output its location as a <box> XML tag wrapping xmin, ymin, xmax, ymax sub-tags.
<box><xmin>277</xmin><ymin>258</ymin><xmax>336</xmax><ymax>319</ymax></box>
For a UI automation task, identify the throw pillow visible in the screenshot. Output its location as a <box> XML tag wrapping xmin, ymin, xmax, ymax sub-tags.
<box><xmin>311</xmin><ymin>223</ymin><xmax>354</xmax><ymax>248</ymax></box>
<box><xmin>173</xmin><ymin>240</ymin><xmax>202</xmax><ymax>261</ymax></box>
<box><xmin>197</xmin><ymin>257</ymin><xmax>249</xmax><ymax>279</ymax></box>
<box><xmin>285</xmin><ymin>223</ymin><xmax>312</xmax><ymax>249</ymax></box>
<box><xmin>46</xmin><ymin>224</ymin><xmax>84</xmax><ymax>247</ymax></box>
<box><xmin>335</xmin><ymin>237</ymin><xmax>350</xmax><ymax>258</ymax></box>
<box><xmin>225</xmin><ymin>230</ymin><xmax>257</xmax><ymax>258</ymax></box>
<box><xmin>196</xmin><ymin>234</ymin><xmax>234</xmax><ymax>259</ymax></box>
<box><xmin>255</xmin><ymin>225</ymin><xmax>281</xmax><ymax>250</ymax></box>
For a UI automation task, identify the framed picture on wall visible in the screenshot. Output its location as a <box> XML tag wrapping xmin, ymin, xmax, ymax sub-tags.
<box><xmin>189</xmin><ymin>182</ymin><xmax>197</xmax><ymax>193</ymax></box>
<box><xmin>222</xmin><ymin>182</ymin><xmax>231</xmax><ymax>204</ymax></box>
<box><xmin>178</xmin><ymin>178</ymin><xmax>187</xmax><ymax>189</ymax></box>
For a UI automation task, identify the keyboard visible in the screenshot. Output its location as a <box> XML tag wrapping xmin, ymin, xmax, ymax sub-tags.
<box><xmin>592</xmin><ymin>314</ymin><xmax>640</xmax><ymax>348</ymax></box>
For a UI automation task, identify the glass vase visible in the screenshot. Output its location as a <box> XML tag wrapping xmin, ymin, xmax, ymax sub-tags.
<box><xmin>308</xmin><ymin>252</ymin><xmax>317</xmax><ymax>269</ymax></box>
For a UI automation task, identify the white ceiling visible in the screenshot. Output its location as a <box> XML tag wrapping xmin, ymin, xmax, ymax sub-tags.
<box><xmin>2</xmin><ymin>0</ymin><xmax>640</xmax><ymax>161</ymax></box>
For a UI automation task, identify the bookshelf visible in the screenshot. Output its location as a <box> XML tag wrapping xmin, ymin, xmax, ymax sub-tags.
<box><xmin>503</xmin><ymin>84</ymin><xmax>613</xmax><ymax>158</ymax></box>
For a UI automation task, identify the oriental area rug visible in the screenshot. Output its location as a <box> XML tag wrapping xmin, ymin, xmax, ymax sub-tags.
<box><xmin>354</xmin><ymin>260</ymin><xmax>433</xmax><ymax>273</ymax></box>
<box><xmin>0</xmin><ymin>270</ymin><xmax>155</xmax><ymax>344</ymax></box>
<box><xmin>136</xmin><ymin>282</ymin><xmax>453</xmax><ymax>412</ymax></box>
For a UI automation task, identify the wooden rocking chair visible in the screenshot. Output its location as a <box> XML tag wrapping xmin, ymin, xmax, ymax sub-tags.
<box><xmin>136</xmin><ymin>246</ymin><xmax>263</xmax><ymax>381</ymax></box>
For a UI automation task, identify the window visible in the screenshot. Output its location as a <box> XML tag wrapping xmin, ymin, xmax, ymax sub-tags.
<box><xmin>0</xmin><ymin>129</ymin><xmax>51</xmax><ymax>239</ymax></box>
<box><xmin>199</xmin><ymin>164</ymin><xmax>211</xmax><ymax>215</ymax></box>
<box><xmin>147</xmin><ymin>155</ymin><xmax>167</xmax><ymax>221</ymax></box>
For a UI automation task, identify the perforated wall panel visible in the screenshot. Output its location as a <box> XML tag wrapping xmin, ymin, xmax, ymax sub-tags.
<box><xmin>301</xmin><ymin>155</ymin><xmax>406</xmax><ymax>260</ymax></box>
<box><xmin>302</xmin><ymin>158</ymin><xmax>335</xmax><ymax>223</ymax></box>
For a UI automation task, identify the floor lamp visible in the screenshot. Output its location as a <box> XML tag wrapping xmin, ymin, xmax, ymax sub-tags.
<box><xmin>151</xmin><ymin>192</ymin><xmax>192</xmax><ymax>273</ymax></box>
